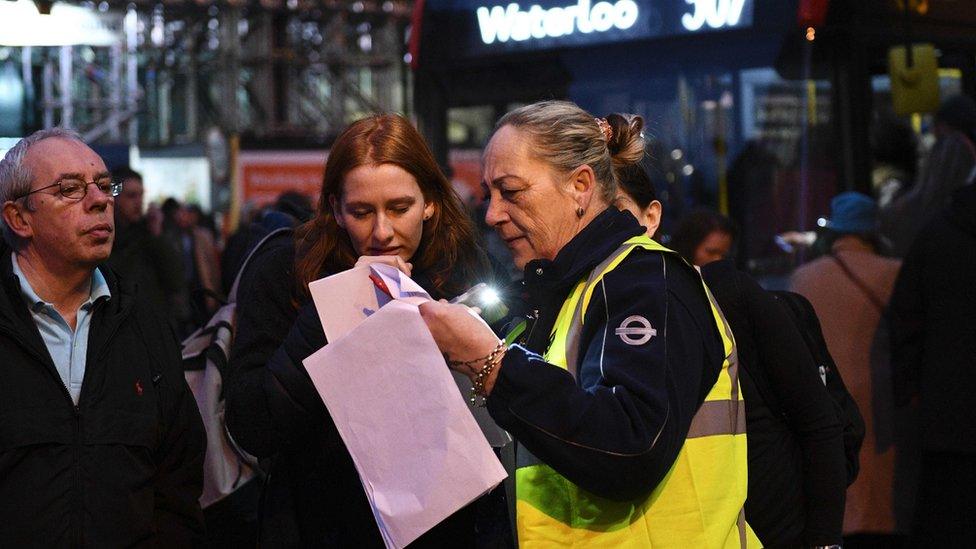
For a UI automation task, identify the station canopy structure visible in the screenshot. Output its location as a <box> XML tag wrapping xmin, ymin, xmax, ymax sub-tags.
<box><xmin>0</xmin><ymin>0</ymin><xmax>416</xmax><ymax>147</ymax></box>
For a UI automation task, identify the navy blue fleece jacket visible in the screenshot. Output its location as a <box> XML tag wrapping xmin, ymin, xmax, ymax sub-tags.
<box><xmin>487</xmin><ymin>207</ymin><xmax>725</xmax><ymax>502</ymax></box>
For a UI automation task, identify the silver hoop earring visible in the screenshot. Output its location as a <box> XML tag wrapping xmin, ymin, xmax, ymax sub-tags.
<box><xmin>576</xmin><ymin>206</ymin><xmax>585</xmax><ymax>218</ymax></box>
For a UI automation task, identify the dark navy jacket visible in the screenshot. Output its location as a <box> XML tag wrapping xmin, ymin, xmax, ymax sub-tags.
<box><xmin>487</xmin><ymin>207</ymin><xmax>725</xmax><ymax>501</ymax></box>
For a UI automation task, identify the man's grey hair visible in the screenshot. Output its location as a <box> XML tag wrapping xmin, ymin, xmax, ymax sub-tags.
<box><xmin>0</xmin><ymin>127</ymin><xmax>85</xmax><ymax>249</ymax></box>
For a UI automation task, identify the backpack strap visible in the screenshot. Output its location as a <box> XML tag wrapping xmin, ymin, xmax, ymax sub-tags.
<box><xmin>828</xmin><ymin>253</ymin><xmax>886</xmax><ymax>313</ymax></box>
<box><xmin>227</xmin><ymin>227</ymin><xmax>293</xmax><ymax>303</ymax></box>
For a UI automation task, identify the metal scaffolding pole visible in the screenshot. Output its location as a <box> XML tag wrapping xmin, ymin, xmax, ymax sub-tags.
<box><xmin>374</xmin><ymin>17</ymin><xmax>396</xmax><ymax>112</ymax></box>
<box><xmin>219</xmin><ymin>6</ymin><xmax>242</xmax><ymax>133</ymax></box>
<box><xmin>125</xmin><ymin>6</ymin><xmax>139</xmax><ymax>143</ymax></box>
<box><xmin>42</xmin><ymin>54</ymin><xmax>54</xmax><ymax>129</ymax></box>
<box><xmin>59</xmin><ymin>46</ymin><xmax>73</xmax><ymax>129</ymax></box>
<box><xmin>21</xmin><ymin>47</ymin><xmax>32</xmax><ymax>129</ymax></box>
<box><xmin>110</xmin><ymin>42</ymin><xmax>123</xmax><ymax>141</ymax></box>
<box><xmin>185</xmin><ymin>20</ymin><xmax>200</xmax><ymax>141</ymax></box>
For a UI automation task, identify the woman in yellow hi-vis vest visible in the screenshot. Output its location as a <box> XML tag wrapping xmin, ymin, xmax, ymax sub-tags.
<box><xmin>420</xmin><ymin>100</ymin><xmax>760</xmax><ymax>548</ymax></box>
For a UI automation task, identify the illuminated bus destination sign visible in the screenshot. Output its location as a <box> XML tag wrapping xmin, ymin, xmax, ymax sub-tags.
<box><xmin>681</xmin><ymin>0</ymin><xmax>748</xmax><ymax>32</ymax></box>
<box><xmin>475</xmin><ymin>0</ymin><xmax>750</xmax><ymax>46</ymax></box>
<box><xmin>476</xmin><ymin>0</ymin><xmax>639</xmax><ymax>44</ymax></box>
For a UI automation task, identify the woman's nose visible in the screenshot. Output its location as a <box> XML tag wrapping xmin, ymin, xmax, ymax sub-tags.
<box><xmin>372</xmin><ymin>214</ymin><xmax>394</xmax><ymax>241</ymax></box>
<box><xmin>484</xmin><ymin>196</ymin><xmax>506</xmax><ymax>227</ymax></box>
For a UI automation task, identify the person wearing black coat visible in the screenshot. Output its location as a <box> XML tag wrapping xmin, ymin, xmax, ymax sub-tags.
<box><xmin>0</xmin><ymin>248</ymin><xmax>207</xmax><ymax>546</ymax></box>
<box><xmin>228</xmin><ymin>232</ymin><xmax>508</xmax><ymax>547</ymax></box>
<box><xmin>105</xmin><ymin>167</ymin><xmax>185</xmax><ymax>321</ymax></box>
<box><xmin>225</xmin><ymin>114</ymin><xmax>500</xmax><ymax>547</ymax></box>
<box><xmin>701</xmin><ymin>260</ymin><xmax>847</xmax><ymax>548</ymax></box>
<box><xmin>0</xmin><ymin>130</ymin><xmax>205</xmax><ymax>546</ymax></box>
<box><xmin>890</xmin><ymin>182</ymin><xmax>976</xmax><ymax>545</ymax></box>
<box><xmin>613</xmin><ymin>160</ymin><xmax>846</xmax><ymax>547</ymax></box>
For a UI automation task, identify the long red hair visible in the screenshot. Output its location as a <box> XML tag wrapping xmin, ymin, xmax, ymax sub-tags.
<box><xmin>294</xmin><ymin>114</ymin><xmax>487</xmax><ymax>298</ymax></box>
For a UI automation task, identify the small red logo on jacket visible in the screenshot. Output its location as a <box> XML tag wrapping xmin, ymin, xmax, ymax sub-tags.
<box><xmin>135</xmin><ymin>379</ymin><xmax>144</xmax><ymax>396</ymax></box>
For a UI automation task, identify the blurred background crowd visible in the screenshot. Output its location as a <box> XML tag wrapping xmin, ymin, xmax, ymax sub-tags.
<box><xmin>1</xmin><ymin>0</ymin><xmax>975</xmax><ymax>546</ymax></box>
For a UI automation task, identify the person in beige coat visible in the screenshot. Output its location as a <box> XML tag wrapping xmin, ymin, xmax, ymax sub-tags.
<box><xmin>790</xmin><ymin>192</ymin><xmax>905</xmax><ymax>545</ymax></box>
<box><xmin>163</xmin><ymin>199</ymin><xmax>221</xmax><ymax>335</ymax></box>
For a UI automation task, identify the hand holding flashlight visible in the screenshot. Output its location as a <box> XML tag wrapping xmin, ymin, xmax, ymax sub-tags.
<box><xmin>450</xmin><ymin>283</ymin><xmax>508</xmax><ymax>324</ymax></box>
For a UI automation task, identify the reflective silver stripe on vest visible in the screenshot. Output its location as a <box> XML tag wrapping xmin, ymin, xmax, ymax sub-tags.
<box><xmin>738</xmin><ymin>508</ymin><xmax>748</xmax><ymax>549</ymax></box>
<box><xmin>706</xmin><ymin>285</ymin><xmax>750</xmax><ymax>549</ymax></box>
<box><xmin>684</xmin><ymin>286</ymin><xmax>747</xmax><ymax>439</ymax></box>
<box><xmin>704</xmin><ymin>284</ymin><xmax>740</xmax><ymax>404</ymax></box>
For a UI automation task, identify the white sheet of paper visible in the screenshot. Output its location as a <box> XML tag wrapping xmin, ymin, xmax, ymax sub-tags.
<box><xmin>308</xmin><ymin>264</ymin><xmax>511</xmax><ymax>447</ymax></box>
<box><xmin>309</xmin><ymin>263</ymin><xmax>430</xmax><ymax>343</ymax></box>
<box><xmin>303</xmin><ymin>300</ymin><xmax>507</xmax><ymax>548</ymax></box>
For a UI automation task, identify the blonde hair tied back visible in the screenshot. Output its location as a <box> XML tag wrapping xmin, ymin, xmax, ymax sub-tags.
<box><xmin>493</xmin><ymin>100</ymin><xmax>645</xmax><ymax>203</ymax></box>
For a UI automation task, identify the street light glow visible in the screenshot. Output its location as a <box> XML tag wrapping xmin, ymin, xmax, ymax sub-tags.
<box><xmin>0</xmin><ymin>1</ymin><xmax>120</xmax><ymax>47</ymax></box>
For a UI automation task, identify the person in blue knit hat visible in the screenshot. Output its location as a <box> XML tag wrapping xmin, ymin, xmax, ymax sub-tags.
<box><xmin>817</xmin><ymin>191</ymin><xmax>887</xmax><ymax>253</ymax></box>
<box><xmin>791</xmin><ymin>191</ymin><xmax>912</xmax><ymax>546</ymax></box>
<box><xmin>826</xmin><ymin>192</ymin><xmax>877</xmax><ymax>234</ymax></box>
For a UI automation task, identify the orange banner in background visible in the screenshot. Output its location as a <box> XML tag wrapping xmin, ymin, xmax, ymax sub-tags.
<box><xmin>238</xmin><ymin>150</ymin><xmax>328</xmax><ymax>207</ymax></box>
<box><xmin>237</xmin><ymin>149</ymin><xmax>485</xmax><ymax>211</ymax></box>
<box><xmin>449</xmin><ymin>149</ymin><xmax>485</xmax><ymax>203</ymax></box>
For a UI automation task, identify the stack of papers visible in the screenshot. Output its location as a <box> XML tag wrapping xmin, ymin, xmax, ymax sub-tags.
<box><xmin>303</xmin><ymin>264</ymin><xmax>508</xmax><ymax>548</ymax></box>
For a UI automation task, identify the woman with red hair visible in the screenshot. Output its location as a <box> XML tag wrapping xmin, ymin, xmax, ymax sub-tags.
<box><xmin>225</xmin><ymin>114</ymin><xmax>495</xmax><ymax>547</ymax></box>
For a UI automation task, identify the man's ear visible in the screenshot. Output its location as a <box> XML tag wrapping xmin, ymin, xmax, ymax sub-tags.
<box><xmin>570</xmin><ymin>164</ymin><xmax>598</xmax><ymax>212</ymax></box>
<box><xmin>2</xmin><ymin>200</ymin><xmax>32</xmax><ymax>241</ymax></box>
<box><xmin>329</xmin><ymin>195</ymin><xmax>345</xmax><ymax>229</ymax></box>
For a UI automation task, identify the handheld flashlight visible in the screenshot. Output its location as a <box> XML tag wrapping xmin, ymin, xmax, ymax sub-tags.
<box><xmin>450</xmin><ymin>283</ymin><xmax>509</xmax><ymax>324</ymax></box>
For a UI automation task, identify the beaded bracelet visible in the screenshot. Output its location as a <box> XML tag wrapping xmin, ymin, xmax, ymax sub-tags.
<box><xmin>448</xmin><ymin>340</ymin><xmax>506</xmax><ymax>370</ymax></box>
<box><xmin>449</xmin><ymin>340</ymin><xmax>506</xmax><ymax>407</ymax></box>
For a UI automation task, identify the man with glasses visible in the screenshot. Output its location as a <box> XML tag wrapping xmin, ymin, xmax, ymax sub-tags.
<box><xmin>0</xmin><ymin>128</ymin><xmax>205</xmax><ymax>546</ymax></box>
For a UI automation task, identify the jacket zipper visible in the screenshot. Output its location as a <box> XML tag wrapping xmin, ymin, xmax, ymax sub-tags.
<box><xmin>73</xmin><ymin>402</ymin><xmax>83</xmax><ymax>548</ymax></box>
<box><xmin>523</xmin><ymin>309</ymin><xmax>540</xmax><ymax>348</ymax></box>
<box><xmin>73</xmin><ymin>299</ymin><xmax>125</xmax><ymax>548</ymax></box>
<box><xmin>1</xmin><ymin>298</ymin><xmax>119</xmax><ymax>548</ymax></box>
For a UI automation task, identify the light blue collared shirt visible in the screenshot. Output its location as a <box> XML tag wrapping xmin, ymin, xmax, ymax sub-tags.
<box><xmin>11</xmin><ymin>253</ymin><xmax>112</xmax><ymax>405</ymax></box>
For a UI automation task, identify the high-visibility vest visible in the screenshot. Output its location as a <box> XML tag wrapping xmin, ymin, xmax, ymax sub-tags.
<box><xmin>514</xmin><ymin>235</ymin><xmax>761</xmax><ymax>548</ymax></box>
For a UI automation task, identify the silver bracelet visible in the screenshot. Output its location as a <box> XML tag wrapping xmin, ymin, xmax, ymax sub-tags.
<box><xmin>468</xmin><ymin>341</ymin><xmax>506</xmax><ymax>407</ymax></box>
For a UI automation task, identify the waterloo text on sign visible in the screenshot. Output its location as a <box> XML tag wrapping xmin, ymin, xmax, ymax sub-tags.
<box><xmin>476</xmin><ymin>0</ymin><xmax>751</xmax><ymax>45</ymax></box>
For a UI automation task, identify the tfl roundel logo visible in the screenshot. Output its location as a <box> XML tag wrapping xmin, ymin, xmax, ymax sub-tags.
<box><xmin>614</xmin><ymin>315</ymin><xmax>657</xmax><ymax>345</ymax></box>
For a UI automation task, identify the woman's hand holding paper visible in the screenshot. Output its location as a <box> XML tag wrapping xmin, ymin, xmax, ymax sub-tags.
<box><xmin>419</xmin><ymin>301</ymin><xmax>505</xmax><ymax>395</ymax></box>
<box><xmin>354</xmin><ymin>254</ymin><xmax>413</xmax><ymax>277</ymax></box>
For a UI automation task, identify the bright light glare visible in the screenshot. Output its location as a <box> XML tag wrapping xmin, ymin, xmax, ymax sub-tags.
<box><xmin>480</xmin><ymin>288</ymin><xmax>500</xmax><ymax>306</ymax></box>
<box><xmin>0</xmin><ymin>1</ymin><xmax>121</xmax><ymax>47</ymax></box>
